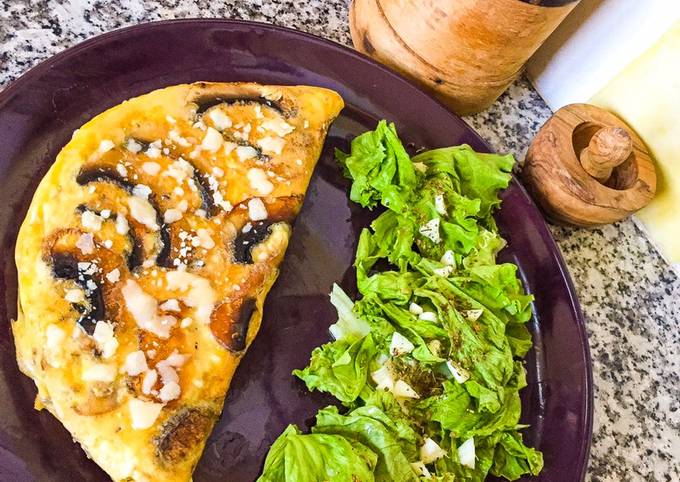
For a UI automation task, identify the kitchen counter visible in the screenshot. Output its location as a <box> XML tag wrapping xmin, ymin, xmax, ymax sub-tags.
<box><xmin>1</xmin><ymin>1</ymin><xmax>678</xmax><ymax>480</ymax></box>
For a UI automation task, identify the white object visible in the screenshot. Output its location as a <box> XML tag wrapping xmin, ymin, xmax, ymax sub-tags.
<box><xmin>389</xmin><ymin>332</ymin><xmax>415</xmax><ymax>356</ymax></box>
<box><xmin>420</xmin><ymin>438</ymin><xmax>447</xmax><ymax>464</ymax></box>
<box><xmin>527</xmin><ymin>0</ymin><xmax>680</xmax><ymax>110</ymax></box>
<box><xmin>457</xmin><ymin>437</ymin><xmax>476</xmax><ymax>469</ymax></box>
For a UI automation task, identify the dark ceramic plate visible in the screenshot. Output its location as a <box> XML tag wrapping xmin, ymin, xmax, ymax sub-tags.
<box><xmin>0</xmin><ymin>19</ymin><xmax>592</xmax><ymax>482</ymax></box>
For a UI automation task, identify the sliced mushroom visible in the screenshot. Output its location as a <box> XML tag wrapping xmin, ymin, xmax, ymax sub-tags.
<box><xmin>154</xmin><ymin>406</ymin><xmax>216</xmax><ymax>467</ymax></box>
<box><xmin>76</xmin><ymin>165</ymin><xmax>172</xmax><ymax>268</ymax></box>
<box><xmin>210</xmin><ymin>298</ymin><xmax>256</xmax><ymax>352</ymax></box>
<box><xmin>76</xmin><ymin>205</ymin><xmax>144</xmax><ymax>271</ymax></box>
<box><xmin>51</xmin><ymin>252</ymin><xmax>104</xmax><ymax>335</ymax></box>
<box><xmin>193</xmin><ymin>95</ymin><xmax>287</xmax><ymax>117</ymax></box>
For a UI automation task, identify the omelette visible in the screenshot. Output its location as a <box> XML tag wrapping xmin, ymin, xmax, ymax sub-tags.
<box><xmin>12</xmin><ymin>82</ymin><xmax>343</xmax><ymax>481</ymax></box>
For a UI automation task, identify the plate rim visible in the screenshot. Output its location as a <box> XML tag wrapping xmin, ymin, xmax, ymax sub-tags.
<box><xmin>0</xmin><ymin>17</ymin><xmax>593</xmax><ymax>481</ymax></box>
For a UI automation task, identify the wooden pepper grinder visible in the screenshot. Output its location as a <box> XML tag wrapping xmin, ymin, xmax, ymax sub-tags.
<box><xmin>350</xmin><ymin>0</ymin><xmax>580</xmax><ymax>115</ymax></box>
<box><xmin>523</xmin><ymin>103</ymin><xmax>656</xmax><ymax>227</ymax></box>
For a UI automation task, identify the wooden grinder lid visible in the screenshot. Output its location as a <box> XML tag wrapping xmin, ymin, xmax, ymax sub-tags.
<box><xmin>522</xmin><ymin>103</ymin><xmax>657</xmax><ymax>227</ymax></box>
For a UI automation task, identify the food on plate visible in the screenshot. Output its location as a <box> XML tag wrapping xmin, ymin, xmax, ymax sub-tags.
<box><xmin>259</xmin><ymin>121</ymin><xmax>543</xmax><ymax>481</ymax></box>
<box><xmin>12</xmin><ymin>82</ymin><xmax>343</xmax><ymax>481</ymax></box>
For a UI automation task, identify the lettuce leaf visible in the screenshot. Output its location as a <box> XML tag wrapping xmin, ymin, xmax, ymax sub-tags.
<box><xmin>261</xmin><ymin>121</ymin><xmax>542</xmax><ymax>482</ymax></box>
<box><xmin>258</xmin><ymin>425</ymin><xmax>378</xmax><ymax>482</ymax></box>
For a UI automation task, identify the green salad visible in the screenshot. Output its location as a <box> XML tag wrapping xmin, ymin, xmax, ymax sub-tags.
<box><xmin>258</xmin><ymin>121</ymin><xmax>543</xmax><ymax>482</ymax></box>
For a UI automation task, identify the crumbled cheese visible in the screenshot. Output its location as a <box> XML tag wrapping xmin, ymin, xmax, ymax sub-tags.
<box><xmin>180</xmin><ymin>317</ymin><xmax>193</xmax><ymax>328</ymax></box>
<box><xmin>419</xmin><ymin>218</ymin><xmax>441</xmax><ymax>244</ymax></box>
<box><xmin>195</xmin><ymin>228</ymin><xmax>215</xmax><ymax>249</ymax></box>
<box><xmin>168</xmin><ymin>129</ymin><xmax>191</xmax><ymax>147</ymax></box>
<box><xmin>159</xmin><ymin>381</ymin><xmax>181</xmax><ymax>402</ymax></box>
<box><xmin>65</xmin><ymin>289</ymin><xmax>84</xmax><ymax>303</ymax></box>
<box><xmin>173</xmin><ymin>186</ymin><xmax>185</xmax><ymax>196</ymax></box>
<box><xmin>127</xmin><ymin>196</ymin><xmax>159</xmax><ymax>231</ymax></box>
<box><xmin>166</xmin><ymin>115</ymin><xmax>176</xmax><ymax>124</ymax></box>
<box><xmin>165</xmin><ymin>351</ymin><xmax>189</xmax><ymax>367</ymax></box>
<box><xmin>247</xmin><ymin>168</ymin><xmax>274</xmax><ymax>195</ymax></box>
<box><xmin>129</xmin><ymin>398</ymin><xmax>163</xmax><ymax>430</ymax></box>
<box><xmin>208</xmin><ymin>109</ymin><xmax>232</xmax><ymax>130</ymax></box>
<box><xmin>124</xmin><ymin>350</ymin><xmax>148</xmax><ymax>376</ymax></box>
<box><xmin>242</xmin><ymin>223</ymin><xmax>252</xmax><ymax>233</ymax></box>
<box><xmin>132</xmin><ymin>184</ymin><xmax>152</xmax><ymax>199</ymax></box>
<box><xmin>296</xmin><ymin>159</ymin><xmax>303</xmax><ymax>166</ymax></box>
<box><xmin>106</xmin><ymin>268</ymin><xmax>120</xmax><ymax>283</ymax></box>
<box><xmin>458</xmin><ymin>438</ymin><xmax>476</xmax><ymax>469</ymax></box>
<box><xmin>116</xmin><ymin>214</ymin><xmax>130</xmax><ymax>235</ymax></box>
<box><xmin>434</xmin><ymin>194</ymin><xmax>447</xmax><ymax>216</ymax></box>
<box><xmin>212</xmin><ymin>166</ymin><xmax>224</xmax><ymax>178</ymax></box>
<box><xmin>261</xmin><ymin>118</ymin><xmax>294</xmax><ymax>137</ymax></box>
<box><xmin>98</xmin><ymin>139</ymin><xmax>115</xmax><ymax>154</ymax></box>
<box><xmin>247</xmin><ymin>198</ymin><xmax>268</xmax><ymax>221</ymax></box>
<box><xmin>160</xmin><ymin>299</ymin><xmax>180</xmax><ymax>312</ymax></box>
<box><xmin>81</xmin><ymin>211</ymin><xmax>103</xmax><ymax>231</ymax></box>
<box><xmin>303</xmin><ymin>120</ymin><xmax>309</xmax><ymax>129</ymax></box>
<box><xmin>142</xmin><ymin>162</ymin><xmax>161</xmax><ymax>175</ymax></box>
<box><xmin>193</xmin><ymin>120</ymin><xmax>207</xmax><ymax>131</ymax></box>
<box><xmin>201</xmin><ymin>127</ymin><xmax>224</xmax><ymax>152</ymax></box>
<box><xmin>141</xmin><ymin>369</ymin><xmax>158</xmax><ymax>394</ymax></box>
<box><xmin>93</xmin><ymin>321</ymin><xmax>119</xmax><ymax>359</ymax></box>
<box><xmin>223</xmin><ymin>141</ymin><xmax>237</xmax><ymax>155</ymax></box>
<box><xmin>82</xmin><ymin>363</ymin><xmax>117</xmax><ymax>382</ymax></box>
<box><xmin>155</xmin><ymin>361</ymin><xmax>178</xmax><ymax>385</ymax></box>
<box><xmin>121</xmin><ymin>280</ymin><xmax>175</xmax><ymax>338</ymax></box>
<box><xmin>257</xmin><ymin>136</ymin><xmax>285</xmax><ymax>155</ymax></box>
<box><xmin>236</xmin><ymin>145</ymin><xmax>258</xmax><ymax>161</ymax></box>
<box><xmin>145</xmin><ymin>140</ymin><xmax>162</xmax><ymax>158</ymax></box>
<box><xmin>164</xmin><ymin>271</ymin><xmax>216</xmax><ymax>325</ymax></box>
<box><xmin>103</xmin><ymin>239</ymin><xmax>113</xmax><ymax>249</ymax></box>
<box><xmin>126</xmin><ymin>139</ymin><xmax>143</xmax><ymax>153</ymax></box>
<box><xmin>165</xmin><ymin>158</ymin><xmax>195</xmax><ymax>183</ymax></box>
<box><xmin>101</xmin><ymin>209</ymin><xmax>111</xmax><ymax>219</ymax></box>
<box><xmin>163</xmin><ymin>209</ymin><xmax>183</xmax><ymax>224</ymax></box>
<box><xmin>45</xmin><ymin>324</ymin><xmax>65</xmax><ymax>350</ymax></box>
<box><xmin>76</xmin><ymin>233</ymin><xmax>95</xmax><ymax>254</ymax></box>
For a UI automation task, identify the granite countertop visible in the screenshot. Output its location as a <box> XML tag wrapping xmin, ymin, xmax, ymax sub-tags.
<box><xmin>1</xmin><ymin>1</ymin><xmax>678</xmax><ymax>481</ymax></box>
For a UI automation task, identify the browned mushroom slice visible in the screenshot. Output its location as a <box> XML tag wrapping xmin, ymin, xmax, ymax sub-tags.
<box><xmin>193</xmin><ymin>94</ymin><xmax>288</xmax><ymax>117</ymax></box>
<box><xmin>50</xmin><ymin>251</ymin><xmax>104</xmax><ymax>335</ymax></box>
<box><xmin>76</xmin><ymin>165</ymin><xmax>173</xmax><ymax>268</ymax></box>
<box><xmin>210</xmin><ymin>297</ymin><xmax>257</xmax><ymax>352</ymax></box>
<box><xmin>76</xmin><ymin>205</ymin><xmax>144</xmax><ymax>271</ymax></box>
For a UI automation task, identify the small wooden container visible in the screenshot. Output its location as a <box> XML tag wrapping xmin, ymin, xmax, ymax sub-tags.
<box><xmin>523</xmin><ymin>104</ymin><xmax>657</xmax><ymax>227</ymax></box>
<box><xmin>350</xmin><ymin>0</ymin><xmax>579</xmax><ymax>115</ymax></box>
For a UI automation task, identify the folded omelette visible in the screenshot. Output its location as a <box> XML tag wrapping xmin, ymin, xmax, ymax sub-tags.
<box><xmin>12</xmin><ymin>82</ymin><xmax>343</xmax><ymax>481</ymax></box>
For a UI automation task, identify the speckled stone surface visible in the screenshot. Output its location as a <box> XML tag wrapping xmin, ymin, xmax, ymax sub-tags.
<box><xmin>1</xmin><ymin>1</ymin><xmax>678</xmax><ymax>481</ymax></box>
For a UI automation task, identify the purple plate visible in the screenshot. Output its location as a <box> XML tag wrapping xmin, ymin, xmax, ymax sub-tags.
<box><xmin>0</xmin><ymin>19</ymin><xmax>592</xmax><ymax>482</ymax></box>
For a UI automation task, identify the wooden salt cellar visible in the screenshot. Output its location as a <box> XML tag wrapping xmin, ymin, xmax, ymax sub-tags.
<box><xmin>523</xmin><ymin>104</ymin><xmax>656</xmax><ymax>227</ymax></box>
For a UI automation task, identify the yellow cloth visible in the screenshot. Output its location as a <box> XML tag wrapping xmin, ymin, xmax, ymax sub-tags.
<box><xmin>592</xmin><ymin>21</ymin><xmax>680</xmax><ymax>268</ymax></box>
